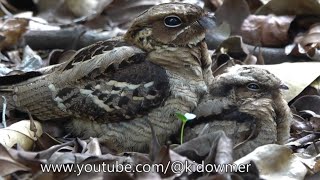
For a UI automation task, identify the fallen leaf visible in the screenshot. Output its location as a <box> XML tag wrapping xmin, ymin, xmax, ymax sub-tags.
<box><xmin>256</xmin><ymin>0</ymin><xmax>320</xmax><ymax>15</ymax></box>
<box><xmin>0</xmin><ymin>120</ymin><xmax>43</xmax><ymax>150</ymax></box>
<box><xmin>17</xmin><ymin>45</ymin><xmax>43</xmax><ymax>72</ymax></box>
<box><xmin>65</xmin><ymin>0</ymin><xmax>113</xmax><ymax>18</ymax></box>
<box><xmin>241</xmin><ymin>14</ymin><xmax>294</xmax><ymax>47</ymax></box>
<box><xmin>215</xmin><ymin>0</ymin><xmax>250</xmax><ymax>34</ymax></box>
<box><xmin>85</xmin><ymin>138</ymin><xmax>102</xmax><ymax>155</ymax></box>
<box><xmin>290</xmin><ymin>114</ymin><xmax>312</xmax><ymax>138</ymax></box>
<box><xmin>248</xmin><ymin>63</ymin><xmax>320</xmax><ymax>102</ymax></box>
<box><xmin>245</xmin><ymin>0</ymin><xmax>264</xmax><ymax>13</ymax></box>
<box><xmin>0</xmin><ymin>18</ymin><xmax>29</xmax><ymax>50</ymax></box>
<box><xmin>0</xmin><ymin>144</ymin><xmax>29</xmax><ymax>177</ymax></box>
<box><xmin>235</xmin><ymin>144</ymin><xmax>307</xmax><ymax>180</ymax></box>
<box><xmin>291</xmin><ymin>95</ymin><xmax>320</xmax><ymax>114</ymax></box>
<box><xmin>174</xmin><ymin>131</ymin><xmax>233</xmax><ymax>163</ymax></box>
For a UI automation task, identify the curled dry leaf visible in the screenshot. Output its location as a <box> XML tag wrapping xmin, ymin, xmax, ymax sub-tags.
<box><xmin>290</xmin><ymin>114</ymin><xmax>312</xmax><ymax>138</ymax></box>
<box><xmin>174</xmin><ymin>131</ymin><xmax>233</xmax><ymax>163</ymax></box>
<box><xmin>65</xmin><ymin>0</ymin><xmax>113</xmax><ymax>18</ymax></box>
<box><xmin>286</xmin><ymin>24</ymin><xmax>320</xmax><ymax>61</ymax></box>
<box><xmin>256</xmin><ymin>0</ymin><xmax>320</xmax><ymax>16</ymax></box>
<box><xmin>310</xmin><ymin>116</ymin><xmax>320</xmax><ymax>131</ymax></box>
<box><xmin>241</xmin><ymin>14</ymin><xmax>294</xmax><ymax>47</ymax></box>
<box><xmin>216</xmin><ymin>36</ymin><xmax>250</xmax><ymax>60</ymax></box>
<box><xmin>235</xmin><ymin>144</ymin><xmax>307</xmax><ymax>180</ymax></box>
<box><xmin>103</xmin><ymin>0</ymin><xmax>159</xmax><ymax>27</ymax></box>
<box><xmin>212</xmin><ymin>36</ymin><xmax>259</xmax><ymax>75</ymax></box>
<box><xmin>214</xmin><ymin>0</ymin><xmax>250</xmax><ymax>35</ymax></box>
<box><xmin>310</xmin><ymin>77</ymin><xmax>320</xmax><ymax>93</ymax></box>
<box><xmin>0</xmin><ymin>120</ymin><xmax>43</xmax><ymax>150</ymax></box>
<box><xmin>85</xmin><ymin>138</ymin><xmax>102</xmax><ymax>155</ymax></box>
<box><xmin>204</xmin><ymin>0</ymin><xmax>224</xmax><ymax>11</ymax></box>
<box><xmin>18</xmin><ymin>45</ymin><xmax>43</xmax><ymax>72</ymax></box>
<box><xmin>0</xmin><ymin>144</ymin><xmax>29</xmax><ymax>177</ymax></box>
<box><xmin>245</xmin><ymin>0</ymin><xmax>264</xmax><ymax>13</ymax></box>
<box><xmin>0</xmin><ymin>18</ymin><xmax>29</xmax><ymax>50</ymax></box>
<box><xmin>291</xmin><ymin>95</ymin><xmax>320</xmax><ymax>115</ymax></box>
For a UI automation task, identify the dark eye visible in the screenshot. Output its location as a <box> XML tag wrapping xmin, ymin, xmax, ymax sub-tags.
<box><xmin>247</xmin><ymin>83</ymin><xmax>260</xmax><ymax>91</ymax></box>
<box><xmin>164</xmin><ymin>15</ymin><xmax>182</xmax><ymax>28</ymax></box>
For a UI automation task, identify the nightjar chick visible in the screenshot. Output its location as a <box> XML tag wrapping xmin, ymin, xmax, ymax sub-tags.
<box><xmin>186</xmin><ymin>66</ymin><xmax>292</xmax><ymax>159</ymax></box>
<box><xmin>0</xmin><ymin>3</ymin><xmax>214</xmax><ymax>152</ymax></box>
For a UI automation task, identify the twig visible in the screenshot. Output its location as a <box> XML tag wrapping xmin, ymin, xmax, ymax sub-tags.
<box><xmin>198</xmin><ymin>123</ymin><xmax>209</xmax><ymax>136</ymax></box>
<box><xmin>2</xmin><ymin>96</ymin><xmax>6</xmax><ymax>127</ymax></box>
<box><xmin>0</xmin><ymin>1</ymin><xmax>13</xmax><ymax>17</ymax></box>
<box><xmin>25</xmin><ymin>109</ymin><xmax>37</xmax><ymax>138</ymax></box>
<box><xmin>233</xmin><ymin>121</ymin><xmax>257</xmax><ymax>150</ymax></box>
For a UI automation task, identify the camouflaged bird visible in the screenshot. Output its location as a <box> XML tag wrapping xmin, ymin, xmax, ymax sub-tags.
<box><xmin>186</xmin><ymin>66</ymin><xmax>292</xmax><ymax>159</ymax></box>
<box><xmin>0</xmin><ymin>3</ymin><xmax>214</xmax><ymax>152</ymax></box>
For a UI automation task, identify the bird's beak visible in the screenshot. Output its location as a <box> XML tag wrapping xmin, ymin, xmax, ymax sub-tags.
<box><xmin>279</xmin><ymin>83</ymin><xmax>289</xmax><ymax>90</ymax></box>
<box><xmin>197</xmin><ymin>14</ymin><xmax>216</xmax><ymax>30</ymax></box>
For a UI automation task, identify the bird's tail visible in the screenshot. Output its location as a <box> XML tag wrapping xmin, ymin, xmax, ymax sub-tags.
<box><xmin>0</xmin><ymin>77</ymin><xmax>69</xmax><ymax>120</ymax></box>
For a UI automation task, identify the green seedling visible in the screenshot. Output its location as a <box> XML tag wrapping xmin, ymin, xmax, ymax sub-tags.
<box><xmin>176</xmin><ymin>112</ymin><xmax>196</xmax><ymax>144</ymax></box>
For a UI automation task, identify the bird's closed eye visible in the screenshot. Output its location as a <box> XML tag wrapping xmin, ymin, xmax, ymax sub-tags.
<box><xmin>164</xmin><ymin>15</ymin><xmax>182</xmax><ymax>27</ymax></box>
<box><xmin>247</xmin><ymin>83</ymin><xmax>260</xmax><ymax>91</ymax></box>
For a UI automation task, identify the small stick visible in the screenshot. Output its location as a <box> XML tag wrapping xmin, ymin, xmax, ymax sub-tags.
<box><xmin>2</xmin><ymin>96</ymin><xmax>7</xmax><ymax>127</ymax></box>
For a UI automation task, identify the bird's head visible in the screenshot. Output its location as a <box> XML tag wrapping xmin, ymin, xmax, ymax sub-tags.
<box><xmin>210</xmin><ymin>66</ymin><xmax>289</xmax><ymax>101</ymax></box>
<box><xmin>124</xmin><ymin>3</ymin><xmax>215</xmax><ymax>85</ymax></box>
<box><xmin>124</xmin><ymin>3</ymin><xmax>214</xmax><ymax>51</ymax></box>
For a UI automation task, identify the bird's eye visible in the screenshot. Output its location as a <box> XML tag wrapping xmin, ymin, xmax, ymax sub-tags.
<box><xmin>164</xmin><ymin>15</ymin><xmax>182</xmax><ymax>28</ymax></box>
<box><xmin>247</xmin><ymin>83</ymin><xmax>260</xmax><ymax>91</ymax></box>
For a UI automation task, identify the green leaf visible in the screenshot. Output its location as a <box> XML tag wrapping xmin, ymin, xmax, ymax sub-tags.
<box><xmin>175</xmin><ymin>112</ymin><xmax>187</xmax><ymax>123</ymax></box>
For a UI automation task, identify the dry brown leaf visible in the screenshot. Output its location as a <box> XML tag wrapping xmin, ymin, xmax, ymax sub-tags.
<box><xmin>310</xmin><ymin>116</ymin><xmax>320</xmax><ymax>131</ymax></box>
<box><xmin>291</xmin><ymin>95</ymin><xmax>320</xmax><ymax>115</ymax></box>
<box><xmin>245</xmin><ymin>0</ymin><xmax>264</xmax><ymax>13</ymax></box>
<box><xmin>241</xmin><ymin>15</ymin><xmax>294</xmax><ymax>47</ymax></box>
<box><xmin>214</xmin><ymin>0</ymin><xmax>250</xmax><ymax>35</ymax></box>
<box><xmin>217</xmin><ymin>36</ymin><xmax>250</xmax><ymax>58</ymax></box>
<box><xmin>102</xmin><ymin>0</ymin><xmax>159</xmax><ymax>27</ymax></box>
<box><xmin>204</xmin><ymin>0</ymin><xmax>224</xmax><ymax>11</ymax></box>
<box><xmin>0</xmin><ymin>18</ymin><xmax>29</xmax><ymax>50</ymax></box>
<box><xmin>310</xmin><ymin>77</ymin><xmax>320</xmax><ymax>91</ymax></box>
<box><xmin>0</xmin><ymin>120</ymin><xmax>43</xmax><ymax>150</ymax></box>
<box><xmin>287</xmin><ymin>24</ymin><xmax>320</xmax><ymax>61</ymax></box>
<box><xmin>174</xmin><ymin>131</ymin><xmax>233</xmax><ymax>162</ymax></box>
<box><xmin>256</xmin><ymin>0</ymin><xmax>320</xmax><ymax>15</ymax></box>
<box><xmin>290</xmin><ymin>114</ymin><xmax>312</xmax><ymax>138</ymax></box>
<box><xmin>235</xmin><ymin>144</ymin><xmax>307</xmax><ymax>180</ymax></box>
<box><xmin>65</xmin><ymin>0</ymin><xmax>113</xmax><ymax>18</ymax></box>
<box><xmin>314</xmin><ymin>159</ymin><xmax>320</xmax><ymax>173</ymax></box>
<box><xmin>0</xmin><ymin>144</ymin><xmax>29</xmax><ymax>177</ymax></box>
<box><xmin>85</xmin><ymin>138</ymin><xmax>102</xmax><ymax>155</ymax></box>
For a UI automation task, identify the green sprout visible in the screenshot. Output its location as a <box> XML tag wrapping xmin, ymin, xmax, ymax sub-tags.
<box><xmin>176</xmin><ymin>112</ymin><xmax>196</xmax><ymax>144</ymax></box>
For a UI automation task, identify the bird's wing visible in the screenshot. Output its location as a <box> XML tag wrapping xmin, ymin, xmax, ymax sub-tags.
<box><xmin>0</xmin><ymin>39</ymin><xmax>170</xmax><ymax>122</ymax></box>
<box><xmin>0</xmin><ymin>39</ymin><xmax>128</xmax><ymax>86</ymax></box>
<box><xmin>46</xmin><ymin>41</ymin><xmax>171</xmax><ymax>123</ymax></box>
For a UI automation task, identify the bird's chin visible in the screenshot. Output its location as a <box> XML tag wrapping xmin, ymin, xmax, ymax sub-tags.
<box><xmin>168</xmin><ymin>33</ymin><xmax>205</xmax><ymax>48</ymax></box>
<box><xmin>187</xmin><ymin>33</ymin><xmax>206</xmax><ymax>47</ymax></box>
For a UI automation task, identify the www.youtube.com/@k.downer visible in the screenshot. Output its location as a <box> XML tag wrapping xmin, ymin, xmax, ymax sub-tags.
<box><xmin>40</xmin><ymin>161</ymin><xmax>251</xmax><ymax>176</ymax></box>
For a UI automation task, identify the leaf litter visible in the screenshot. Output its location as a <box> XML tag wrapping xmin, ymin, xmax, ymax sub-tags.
<box><xmin>0</xmin><ymin>0</ymin><xmax>320</xmax><ymax>179</ymax></box>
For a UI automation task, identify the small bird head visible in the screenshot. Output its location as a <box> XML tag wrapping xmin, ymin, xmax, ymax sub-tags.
<box><xmin>210</xmin><ymin>66</ymin><xmax>289</xmax><ymax>100</ymax></box>
<box><xmin>124</xmin><ymin>3</ymin><xmax>214</xmax><ymax>51</ymax></box>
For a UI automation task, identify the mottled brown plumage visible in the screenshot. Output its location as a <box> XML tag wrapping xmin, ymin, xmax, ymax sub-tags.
<box><xmin>0</xmin><ymin>3</ymin><xmax>214</xmax><ymax>152</ymax></box>
<box><xmin>186</xmin><ymin>66</ymin><xmax>292</xmax><ymax>159</ymax></box>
